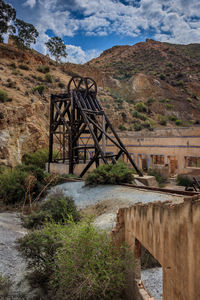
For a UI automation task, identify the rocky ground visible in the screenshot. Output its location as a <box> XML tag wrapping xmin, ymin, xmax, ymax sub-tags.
<box><xmin>0</xmin><ymin>213</ymin><xmax>27</xmax><ymax>299</ymax></box>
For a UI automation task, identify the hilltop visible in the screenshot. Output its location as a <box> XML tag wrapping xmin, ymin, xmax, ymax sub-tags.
<box><xmin>88</xmin><ymin>39</ymin><xmax>200</xmax><ymax>130</ymax></box>
<box><xmin>0</xmin><ymin>39</ymin><xmax>200</xmax><ymax>166</ymax></box>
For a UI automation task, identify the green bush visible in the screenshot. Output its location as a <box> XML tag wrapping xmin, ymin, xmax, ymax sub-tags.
<box><xmin>37</xmin><ymin>65</ymin><xmax>50</xmax><ymax>73</ymax></box>
<box><xmin>15</xmin><ymin>164</ymin><xmax>47</xmax><ymax>182</ymax></box>
<box><xmin>0</xmin><ymin>90</ymin><xmax>8</xmax><ymax>102</ymax></box>
<box><xmin>17</xmin><ymin>220</ymin><xmax>134</xmax><ymax>299</ymax></box>
<box><xmin>132</xmin><ymin>110</ymin><xmax>147</xmax><ymax>121</ymax></box>
<box><xmin>133</xmin><ymin>122</ymin><xmax>142</xmax><ymax>131</ymax></box>
<box><xmin>121</xmin><ymin>112</ymin><xmax>127</xmax><ymax>122</ymax></box>
<box><xmin>165</xmin><ymin>104</ymin><xmax>173</xmax><ymax>110</ymax></box>
<box><xmin>45</xmin><ymin>73</ymin><xmax>53</xmax><ymax>83</ymax></box>
<box><xmin>176</xmin><ymin>80</ymin><xmax>184</xmax><ymax>87</ymax></box>
<box><xmin>168</xmin><ymin>115</ymin><xmax>177</xmax><ymax>122</ymax></box>
<box><xmin>158</xmin><ymin>115</ymin><xmax>167</xmax><ymax>126</ymax></box>
<box><xmin>9</xmin><ymin>62</ymin><xmax>16</xmax><ymax>69</ymax></box>
<box><xmin>159</xmin><ymin>74</ymin><xmax>166</xmax><ymax>80</ymax></box>
<box><xmin>22</xmin><ymin>192</ymin><xmax>80</xmax><ymax>229</ymax></box>
<box><xmin>118</xmin><ymin>124</ymin><xmax>126</xmax><ymax>131</ymax></box>
<box><xmin>135</xmin><ymin>102</ymin><xmax>147</xmax><ymax>112</ymax></box>
<box><xmin>0</xmin><ymin>168</ymin><xmax>29</xmax><ymax>204</ymax></box>
<box><xmin>147</xmin><ymin>98</ymin><xmax>155</xmax><ymax>106</ymax></box>
<box><xmin>23</xmin><ymin>149</ymin><xmax>49</xmax><ymax>169</ymax></box>
<box><xmin>32</xmin><ymin>85</ymin><xmax>45</xmax><ymax>95</ymax></box>
<box><xmin>85</xmin><ymin>162</ymin><xmax>134</xmax><ymax>186</ymax></box>
<box><xmin>58</xmin><ymin>82</ymin><xmax>65</xmax><ymax>88</ymax></box>
<box><xmin>176</xmin><ymin>175</ymin><xmax>193</xmax><ymax>187</ymax></box>
<box><xmin>0</xmin><ymin>273</ymin><xmax>11</xmax><ymax>298</ymax></box>
<box><xmin>147</xmin><ymin>168</ymin><xmax>167</xmax><ymax>187</ymax></box>
<box><xmin>0</xmin><ymin>165</ymin><xmax>47</xmax><ymax>205</ymax></box>
<box><xmin>12</xmin><ymin>69</ymin><xmax>20</xmax><ymax>76</ymax></box>
<box><xmin>175</xmin><ymin>119</ymin><xmax>183</xmax><ymax>126</ymax></box>
<box><xmin>18</xmin><ymin>64</ymin><xmax>29</xmax><ymax>70</ymax></box>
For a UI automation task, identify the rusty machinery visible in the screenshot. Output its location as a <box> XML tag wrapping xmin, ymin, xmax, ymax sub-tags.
<box><xmin>49</xmin><ymin>76</ymin><xmax>143</xmax><ymax>177</ymax></box>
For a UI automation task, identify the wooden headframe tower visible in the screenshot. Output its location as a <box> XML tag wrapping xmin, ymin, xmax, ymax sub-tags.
<box><xmin>49</xmin><ymin>76</ymin><xmax>143</xmax><ymax>177</ymax></box>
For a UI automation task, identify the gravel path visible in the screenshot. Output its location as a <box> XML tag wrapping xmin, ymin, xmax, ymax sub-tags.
<box><xmin>141</xmin><ymin>267</ymin><xmax>163</xmax><ymax>299</ymax></box>
<box><xmin>0</xmin><ymin>213</ymin><xmax>27</xmax><ymax>299</ymax></box>
<box><xmin>49</xmin><ymin>181</ymin><xmax>183</xmax><ymax>210</ymax></box>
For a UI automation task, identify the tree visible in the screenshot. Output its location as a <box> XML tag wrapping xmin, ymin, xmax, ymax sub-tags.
<box><xmin>12</xmin><ymin>18</ymin><xmax>38</xmax><ymax>49</ymax></box>
<box><xmin>0</xmin><ymin>0</ymin><xmax>16</xmax><ymax>43</ymax></box>
<box><xmin>45</xmin><ymin>36</ymin><xmax>67</xmax><ymax>63</ymax></box>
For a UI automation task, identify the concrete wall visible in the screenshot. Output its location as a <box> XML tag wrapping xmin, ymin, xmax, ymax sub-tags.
<box><xmin>75</xmin><ymin>126</ymin><xmax>200</xmax><ymax>176</ymax></box>
<box><xmin>112</xmin><ymin>195</ymin><xmax>200</xmax><ymax>300</ymax></box>
<box><xmin>48</xmin><ymin>162</ymin><xmax>96</xmax><ymax>176</ymax></box>
<box><xmin>50</xmin><ymin>126</ymin><xmax>200</xmax><ymax>177</ymax></box>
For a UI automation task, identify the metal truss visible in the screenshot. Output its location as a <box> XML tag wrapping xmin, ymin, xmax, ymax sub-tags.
<box><xmin>49</xmin><ymin>76</ymin><xmax>143</xmax><ymax>177</ymax></box>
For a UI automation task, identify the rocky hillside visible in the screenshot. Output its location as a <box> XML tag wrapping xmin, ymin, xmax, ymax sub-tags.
<box><xmin>88</xmin><ymin>39</ymin><xmax>200</xmax><ymax>130</ymax></box>
<box><xmin>0</xmin><ymin>39</ymin><xmax>200</xmax><ymax>166</ymax></box>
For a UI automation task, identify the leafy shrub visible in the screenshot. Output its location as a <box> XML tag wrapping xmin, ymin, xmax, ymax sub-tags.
<box><xmin>135</xmin><ymin>102</ymin><xmax>147</xmax><ymax>112</ymax></box>
<box><xmin>37</xmin><ymin>76</ymin><xmax>44</xmax><ymax>82</ymax></box>
<box><xmin>23</xmin><ymin>148</ymin><xmax>50</xmax><ymax>169</ymax></box>
<box><xmin>176</xmin><ymin>175</ymin><xmax>193</xmax><ymax>187</ymax></box>
<box><xmin>121</xmin><ymin>112</ymin><xmax>127</xmax><ymax>122</ymax></box>
<box><xmin>22</xmin><ymin>192</ymin><xmax>80</xmax><ymax>229</ymax></box>
<box><xmin>0</xmin><ymin>168</ymin><xmax>30</xmax><ymax>204</ymax></box>
<box><xmin>19</xmin><ymin>64</ymin><xmax>29</xmax><ymax>70</ymax></box>
<box><xmin>133</xmin><ymin>122</ymin><xmax>142</xmax><ymax>131</ymax></box>
<box><xmin>37</xmin><ymin>65</ymin><xmax>50</xmax><ymax>73</ymax></box>
<box><xmin>159</xmin><ymin>74</ymin><xmax>166</xmax><ymax>80</ymax></box>
<box><xmin>32</xmin><ymin>85</ymin><xmax>45</xmax><ymax>95</ymax></box>
<box><xmin>168</xmin><ymin>115</ymin><xmax>177</xmax><ymax>122</ymax></box>
<box><xmin>0</xmin><ymin>164</ymin><xmax>47</xmax><ymax>205</ymax></box>
<box><xmin>17</xmin><ymin>220</ymin><xmax>133</xmax><ymax>299</ymax></box>
<box><xmin>0</xmin><ymin>274</ymin><xmax>11</xmax><ymax>298</ymax></box>
<box><xmin>142</xmin><ymin>120</ymin><xmax>152</xmax><ymax>129</ymax></box>
<box><xmin>158</xmin><ymin>115</ymin><xmax>167</xmax><ymax>126</ymax></box>
<box><xmin>118</xmin><ymin>124</ymin><xmax>126</xmax><ymax>131</ymax></box>
<box><xmin>5</xmin><ymin>79</ymin><xmax>16</xmax><ymax>88</ymax></box>
<box><xmin>147</xmin><ymin>98</ymin><xmax>155</xmax><ymax>106</ymax></box>
<box><xmin>12</xmin><ymin>69</ymin><xmax>20</xmax><ymax>76</ymax></box>
<box><xmin>175</xmin><ymin>119</ymin><xmax>183</xmax><ymax>126</ymax></box>
<box><xmin>0</xmin><ymin>89</ymin><xmax>8</xmax><ymax>102</ymax></box>
<box><xmin>165</xmin><ymin>104</ymin><xmax>173</xmax><ymax>110</ymax></box>
<box><xmin>9</xmin><ymin>62</ymin><xmax>16</xmax><ymax>69</ymax></box>
<box><xmin>45</xmin><ymin>73</ymin><xmax>53</xmax><ymax>83</ymax></box>
<box><xmin>85</xmin><ymin>162</ymin><xmax>134</xmax><ymax>186</ymax></box>
<box><xmin>15</xmin><ymin>164</ymin><xmax>47</xmax><ymax>182</ymax></box>
<box><xmin>58</xmin><ymin>82</ymin><xmax>65</xmax><ymax>88</ymax></box>
<box><xmin>132</xmin><ymin>110</ymin><xmax>147</xmax><ymax>121</ymax></box>
<box><xmin>176</xmin><ymin>80</ymin><xmax>184</xmax><ymax>87</ymax></box>
<box><xmin>147</xmin><ymin>168</ymin><xmax>167</xmax><ymax>186</ymax></box>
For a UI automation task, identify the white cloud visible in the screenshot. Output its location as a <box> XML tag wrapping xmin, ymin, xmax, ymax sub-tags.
<box><xmin>25</xmin><ymin>0</ymin><xmax>200</xmax><ymax>63</ymax></box>
<box><xmin>64</xmin><ymin>45</ymin><xmax>101</xmax><ymax>64</ymax></box>
<box><xmin>24</xmin><ymin>0</ymin><xmax>36</xmax><ymax>9</ymax></box>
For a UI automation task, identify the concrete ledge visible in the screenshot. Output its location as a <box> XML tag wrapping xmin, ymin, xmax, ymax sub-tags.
<box><xmin>134</xmin><ymin>175</ymin><xmax>158</xmax><ymax>187</ymax></box>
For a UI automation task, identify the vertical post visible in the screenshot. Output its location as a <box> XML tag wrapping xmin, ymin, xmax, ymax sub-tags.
<box><xmin>102</xmin><ymin>114</ymin><xmax>106</xmax><ymax>155</ymax></box>
<box><xmin>48</xmin><ymin>95</ymin><xmax>54</xmax><ymax>172</ymax></box>
<box><xmin>63</xmin><ymin>123</ymin><xmax>65</xmax><ymax>163</ymax></box>
<box><xmin>69</xmin><ymin>92</ymin><xmax>74</xmax><ymax>174</ymax></box>
<box><xmin>94</xmin><ymin>125</ymin><xmax>99</xmax><ymax>167</ymax></box>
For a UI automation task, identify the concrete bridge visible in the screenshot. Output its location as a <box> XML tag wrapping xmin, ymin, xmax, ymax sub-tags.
<box><xmin>112</xmin><ymin>191</ymin><xmax>200</xmax><ymax>300</ymax></box>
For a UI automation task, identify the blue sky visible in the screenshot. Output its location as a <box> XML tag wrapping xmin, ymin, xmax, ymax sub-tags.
<box><xmin>7</xmin><ymin>0</ymin><xmax>200</xmax><ymax>63</ymax></box>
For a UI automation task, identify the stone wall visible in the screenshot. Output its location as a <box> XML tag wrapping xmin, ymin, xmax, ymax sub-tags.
<box><xmin>112</xmin><ymin>195</ymin><xmax>200</xmax><ymax>300</ymax></box>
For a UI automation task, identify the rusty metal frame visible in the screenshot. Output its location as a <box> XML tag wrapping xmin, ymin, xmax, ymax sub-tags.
<box><xmin>49</xmin><ymin>76</ymin><xmax>143</xmax><ymax>177</ymax></box>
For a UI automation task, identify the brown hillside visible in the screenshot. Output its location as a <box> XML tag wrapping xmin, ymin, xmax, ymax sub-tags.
<box><xmin>0</xmin><ymin>40</ymin><xmax>200</xmax><ymax>166</ymax></box>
